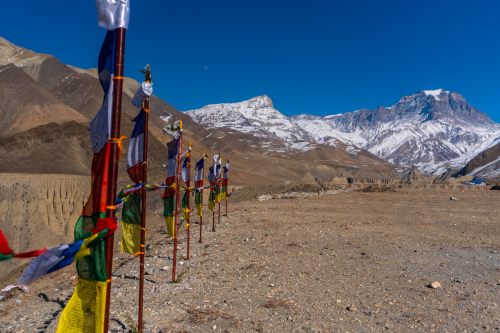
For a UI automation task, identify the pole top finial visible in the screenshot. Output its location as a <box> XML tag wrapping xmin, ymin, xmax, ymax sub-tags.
<box><xmin>141</xmin><ymin>64</ymin><xmax>152</xmax><ymax>83</ymax></box>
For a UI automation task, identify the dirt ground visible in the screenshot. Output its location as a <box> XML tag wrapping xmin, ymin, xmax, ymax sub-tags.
<box><xmin>0</xmin><ymin>189</ymin><xmax>499</xmax><ymax>332</ymax></box>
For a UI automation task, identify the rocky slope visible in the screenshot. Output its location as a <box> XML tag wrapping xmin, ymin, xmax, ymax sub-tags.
<box><xmin>453</xmin><ymin>143</ymin><xmax>500</xmax><ymax>180</ymax></box>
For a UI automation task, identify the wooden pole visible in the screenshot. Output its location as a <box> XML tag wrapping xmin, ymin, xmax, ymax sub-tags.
<box><xmin>186</xmin><ymin>144</ymin><xmax>191</xmax><ymax>260</ymax></box>
<box><xmin>225</xmin><ymin>198</ymin><xmax>228</xmax><ymax>217</ymax></box>
<box><xmin>199</xmin><ymin>214</ymin><xmax>203</xmax><ymax>243</ymax></box>
<box><xmin>172</xmin><ymin>123</ymin><xmax>183</xmax><ymax>282</ymax></box>
<box><xmin>218</xmin><ymin>201</ymin><xmax>221</xmax><ymax>225</ymax></box>
<box><xmin>212</xmin><ymin>206</ymin><xmax>216</xmax><ymax>232</ymax></box>
<box><xmin>137</xmin><ymin>67</ymin><xmax>151</xmax><ymax>333</ymax></box>
<box><xmin>198</xmin><ymin>154</ymin><xmax>205</xmax><ymax>243</ymax></box>
<box><xmin>103</xmin><ymin>27</ymin><xmax>126</xmax><ymax>333</ymax></box>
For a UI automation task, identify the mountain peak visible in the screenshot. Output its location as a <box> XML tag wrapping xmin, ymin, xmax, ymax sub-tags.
<box><xmin>422</xmin><ymin>88</ymin><xmax>448</xmax><ymax>100</ymax></box>
<box><xmin>247</xmin><ymin>95</ymin><xmax>273</xmax><ymax>109</ymax></box>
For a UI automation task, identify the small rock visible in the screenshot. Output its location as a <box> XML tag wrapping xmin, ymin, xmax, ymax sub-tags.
<box><xmin>212</xmin><ymin>325</ymin><xmax>217</xmax><ymax>330</ymax></box>
<box><xmin>449</xmin><ymin>197</ymin><xmax>458</xmax><ymax>201</ymax></box>
<box><xmin>346</xmin><ymin>305</ymin><xmax>356</xmax><ymax>312</ymax></box>
<box><xmin>15</xmin><ymin>299</ymin><xmax>21</xmax><ymax>304</ymax></box>
<box><xmin>428</xmin><ymin>281</ymin><xmax>441</xmax><ymax>289</ymax></box>
<box><xmin>161</xmin><ymin>266</ymin><xmax>169</xmax><ymax>271</ymax></box>
<box><xmin>269</xmin><ymin>283</ymin><xmax>275</xmax><ymax>287</ymax></box>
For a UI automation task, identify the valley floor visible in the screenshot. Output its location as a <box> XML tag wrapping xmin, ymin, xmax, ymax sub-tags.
<box><xmin>1</xmin><ymin>189</ymin><xmax>499</xmax><ymax>332</ymax></box>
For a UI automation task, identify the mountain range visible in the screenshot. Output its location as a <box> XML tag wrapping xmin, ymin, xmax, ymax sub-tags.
<box><xmin>0</xmin><ymin>34</ymin><xmax>498</xmax><ymax>184</ymax></box>
<box><xmin>0</xmin><ymin>36</ymin><xmax>397</xmax><ymax>187</ymax></box>
<box><xmin>186</xmin><ymin>91</ymin><xmax>500</xmax><ymax>178</ymax></box>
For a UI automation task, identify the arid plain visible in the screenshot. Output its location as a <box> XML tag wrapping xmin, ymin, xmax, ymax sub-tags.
<box><xmin>1</xmin><ymin>188</ymin><xmax>498</xmax><ymax>333</ymax></box>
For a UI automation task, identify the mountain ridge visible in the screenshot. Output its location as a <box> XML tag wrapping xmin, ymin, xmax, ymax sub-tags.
<box><xmin>185</xmin><ymin>91</ymin><xmax>500</xmax><ymax>176</ymax></box>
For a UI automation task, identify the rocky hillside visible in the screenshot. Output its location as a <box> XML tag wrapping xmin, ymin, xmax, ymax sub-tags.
<box><xmin>453</xmin><ymin>143</ymin><xmax>500</xmax><ymax>180</ymax></box>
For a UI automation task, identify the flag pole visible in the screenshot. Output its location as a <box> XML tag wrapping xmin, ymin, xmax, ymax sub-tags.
<box><xmin>186</xmin><ymin>142</ymin><xmax>192</xmax><ymax>260</ymax></box>
<box><xmin>137</xmin><ymin>65</ymin><xmax>151</xmax><ymax>333</ymax></box>
<box><xmin>217</xmin><ymin>153</ymin><xmax>221</xmax><ymax>225</ymax></box>
<box><xmin>225</xmin><ymin>161</ymin><xmax>229</xmax><ymax>217</ymax></box>
<box><xmin>218</xmin><ymin>199</ymin><xmax>221</xmax><ymax>225</ymax></box>
<box><xmin>172</xmin><ymin>121</ymin><xmax>183</xmax><ymax>282</ymax></box>
<box><xmin>199</xmin><ymin>152</ymin><xmax>205</xmax><ymax>243</ymax></box>
<box><xmin>199</xmin><ymin>212</ymin><xmax>203</xmax><ymax>243</ymax></box>
<box><xmin>103</xmin><ymin>27</ymin><xmax>126</xmax><ymax>333</ymax></box>
<box><xmin>212</xmin><ymin>205</ymin><xmax>216</xmax><ymax>232</ymax></box>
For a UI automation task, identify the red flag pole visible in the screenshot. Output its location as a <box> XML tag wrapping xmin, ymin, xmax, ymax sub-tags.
<box><xmin>218</xmin><ymin>154</ymin><xmax>222</xmax><ymax>224</ymax></box>
<box><xmin>172</xmin><ymin>121</ymin><xmax>183</xmax><ymax>282</ymax></box>
<box><xmin>137</xmin><ymin>66</ymin><xmax>151</xmax><ymax>333</ymax></box>
<box><xmin>186</xmin><ymin>143</ymin><xmax>192</xmax><ymax>260</ymax></box>
<box><xmin>218</xmin><ymin>201</ymin><xmax>221</xmax><ymax>224</ymax></box>
<box><xmin>212</xmin><ymin>202</ymin><xmax>216</xmax><ymax>232</ymax></box>
<box><xmin>199</xmin><ymin>214</ymin><xmax>203</xmax><ymax>243</ymax></box>
<box><xmin>225</xmin><ymin>168</ymin><xmax>229</xmax><ymax>217</ymax></box>
<box><xmin>103</xmin><ymin>27</ymin><xmax>126</xmax><ymax>333</ymax></box>
<box><xmin>199</xmin><ymin>153</ymin><xmax>206</xmax><ymax>243</ymax></box>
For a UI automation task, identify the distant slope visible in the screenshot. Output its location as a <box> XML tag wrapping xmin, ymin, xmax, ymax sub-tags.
<box><xmin>0</xmin><ymin>64</ymin><xmax>87</xmax><ymax>136</ymax></box>
<box><xmin>453</xmin><ymin>142</ymin><xmax>500</xmax><ymax>180</ymax></box>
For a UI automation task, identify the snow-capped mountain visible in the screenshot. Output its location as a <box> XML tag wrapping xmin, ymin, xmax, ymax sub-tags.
<box><xmin>184</xmin><ymin>90</ymin><xmax>500</xmax><ymax>174</ymax></box>
<box><xmin>185</xmin><ymin>95</ymin><xmax>314</xmax><ymax>146</ymax></box>
<box><xmin>185</xmin><ymin>95</ymin><xmax>318</xmax><ymax>151</ymax></box>
<box><xmin>294</xmin><ymin>89</ymin><xmax>500</xmax><ymax>173</ymax></box>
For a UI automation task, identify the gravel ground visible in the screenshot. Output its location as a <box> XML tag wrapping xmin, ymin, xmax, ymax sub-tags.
<box><xmin>0</xmin><ymin>189</ymin><xmax>499</xmax><ymax>332</ymax></box>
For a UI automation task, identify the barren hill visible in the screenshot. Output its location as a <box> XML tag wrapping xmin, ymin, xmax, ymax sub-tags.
<box><xmin>0</xmin><ymin>35</ymin><xmax>397</xmax><ymax>186</ymax></box>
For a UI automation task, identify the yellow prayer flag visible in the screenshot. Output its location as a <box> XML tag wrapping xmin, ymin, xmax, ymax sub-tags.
<box><xmin>74</xmin><ymin>232</ymin><xmax>100</xmax><ymax>262</ymax></box>
<box><xmin>56</xmin><ymin>278</ymin><xmax>107</xmax><ymax>333</ymax></box>
<box><xmin>120</xmin><ymin>222</ymin><xmax>141</xmax><ymax>255</ymax></box>
<box><xmin>165</xmin><ymin>216</ymin><xmax>175</xmax><ymax>239</ymax></box>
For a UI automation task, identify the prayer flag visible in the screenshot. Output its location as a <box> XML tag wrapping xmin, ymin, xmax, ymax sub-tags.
<box><xmin>0</xmin><ymin>230</ymin><xmax>14</xmax><ymax>261</ymax></box>
<box><xmin>56</xmin><ymin>279</ymin><xmax>107</xmax><ymax>333</ymax></box>
<box><xmin>127</xmin><ymin>109</ymin><xmax>145</xmax><ymax>183</ymax></box>
<box><xmin>96</xmin><ymin>0</ymin><xmax>130</xmax><ymax>30</ymax></box>
<box><xmin>194</xmin><ymin>158</ymin><xmax>204</xmax><ymax>217</ymax></box>
<box><xmin>89</xmin><ymin>31</ymin><xmax>115</xmax><ymax>154</ymax></box>
<box><xmin>119</xmin><ymin>191</ymin><xmax>142</xmax><ymax>255</ymax></box>
<box><xmin>163</xmin><ymin>138</ymin><xmax>180</xmax><ymax>238</ymax></box>
<box><xmin>221</xmin><ymin>161</ymin><xmax>230</xmax><ymax>199</ymax></box>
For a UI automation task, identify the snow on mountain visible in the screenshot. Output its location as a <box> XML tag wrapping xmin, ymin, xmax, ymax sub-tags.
<box><xmin>183</xmin><ymin>90</ymin><xmax>500</xmax><ymax>174</ymax></box>
<box><xmin>293</xmin><ymin>90</ymin><xmax>500</xmax><ymax>174</ymax></box>
<box><xmin>468</xmin><ymin>157</ymin><xmax>500</xmax><ymax>178</ymax></box>
<box><xmin>185</xmin><ymin>95</ymin><xmax>314</xmax><ymax>150</ymax></box>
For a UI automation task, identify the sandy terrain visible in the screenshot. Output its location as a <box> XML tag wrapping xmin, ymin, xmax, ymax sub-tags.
<box><xmin>0</xmin><ymin>189</ymin><xmax>499</xmax><ymax>332</ymax></box>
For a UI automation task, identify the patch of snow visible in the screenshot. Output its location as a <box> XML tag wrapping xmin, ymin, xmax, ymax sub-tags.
<box><xmin>423</xmin><ymin>89</ymin><xmax>448</xmax><ymax>100</ymax></box>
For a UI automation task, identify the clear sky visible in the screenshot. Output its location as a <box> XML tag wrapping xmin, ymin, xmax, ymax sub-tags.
<box><xmin>1</xmin><ymin>0</ymin><xmax>499</xmax><ymax>121</ymax></box>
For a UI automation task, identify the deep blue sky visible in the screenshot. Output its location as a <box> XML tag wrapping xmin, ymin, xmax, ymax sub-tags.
<box><xmin>1</xmin><ymin>0</ymin><xmax>499</xmax><ymax>121</ymax></box>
